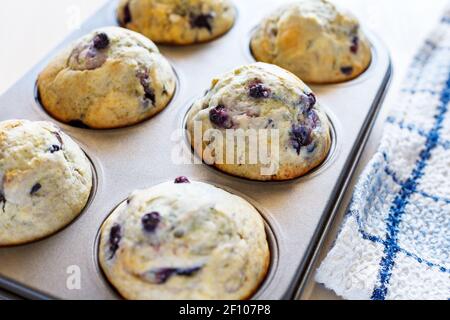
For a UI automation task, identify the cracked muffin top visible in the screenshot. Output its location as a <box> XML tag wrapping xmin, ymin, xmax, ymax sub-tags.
<box><xmin>37</xmin><ymin>27</ymin><xmax>176</xmax><ymax>129</ymax></box>
<box><xmin>0</xmin><ymin>120</ymin><xmax>92</xmax><ymax>246</ymax></box>
<box><xmin>98</xmin><ymin>178</ymin><xmax>270</xmax><ymax>300</ymax></box>
<box><xmin>251</xmin><ymin>0</ymin><xmax>372</xmax><ymax>84</ymax></box>
<box><xmin>117</xmin><ymin>0</ymin><xmax>236</xmax><ymax>45</ymax></box>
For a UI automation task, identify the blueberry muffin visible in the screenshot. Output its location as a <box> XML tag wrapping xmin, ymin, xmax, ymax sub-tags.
<box><xmin>98</xmin><ymin>178</ymin><xmax>270</xmax><ymax>300</ymax></box>
<box><xmin>37</xmin><ymin>27</ymin><xmax>176</xmax><ymax>129</ymax></box>
<box><xmin>0</xmin><ymin>120</ymin><xmax>93</xmax><ymax>246</ymax></box>
<box><xmin>250</xmin><ymin>0</ymin><xmax>372</xmax><ymax>84</ymax></box>
<box><xmin>117</xmin><ymin>0</ymin><xmax>236</xmax><ymax>45</ymax></box>
<box><xmin>186</xmin><ymin>63</ymin><xmax>331</xmax><ymax>181</ymax></box>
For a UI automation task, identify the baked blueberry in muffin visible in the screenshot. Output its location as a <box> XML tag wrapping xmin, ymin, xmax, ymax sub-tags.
<box><xmin>37</xmin><ymin>27</ymin><xmax>176</xmax><ymax>129</ymax></box>
<box><xmin>0</xmin><ymin>120</ymin><xmax>92</xmax><ymax>246</ymax></box>
<box><xmin>250</xmin><ymin>0</ymin><xmax>372</xmax><ymax>83</ymax></box>
<box><xmin>98</xmin><ymin>179</ymin><xmax>270</xmax><ymax>300</ymax></box>
<box><xmin>186</xmin><ymin>63</ymin><xmax>332</xmax><ymax>181</ymax></box>
<box><xmin>117</xmin><ymin>0</ymin><xmax>236</xmax><ymax>45</ymax></box>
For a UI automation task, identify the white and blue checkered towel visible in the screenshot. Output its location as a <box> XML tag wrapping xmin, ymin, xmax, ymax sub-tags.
<box><xmin>316</xmin><ymin>8</ymin><xmax>450</xmax><ymax>300</ymax></box>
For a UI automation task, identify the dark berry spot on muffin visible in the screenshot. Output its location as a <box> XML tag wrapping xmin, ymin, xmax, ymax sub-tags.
<box><xmin>175</xmin><ymin>266</ymin><xmax>203</xmax><ymax>276</ymax></box>
<box><xmin>137</xmin><ymin>70</ymin><xmax>156</xmax><ymax>106</ymax></box>
<box><xmin>142</xmin><ymin>212</ymin><xmax>161</xmax><ymax>232</ymax></box>
<box><xmin>306</xmin><ymin>142</ymin><xmax>317</xmax><ymax>153</ymax></box>
<box><xmin>122</xmin><ymin>2</ymin><xmax>132</xmax><ymax>25</ymax></box>
<box><xmin>174</xmin><ymin>229</ymin><xmax>185</xmax><ymax>238</ymax></box>
<box><xmin>93</xmin><ymin>33</ymin><xmax>110</xmax><ymax>50</ymax></box>
<box><xmin>68</xmin><ymin>120</ymin><xmax>91</xmax><ymax>129</ymax></box>
<box><xmin>0</xmin><ymin>191</ymin><xmax>6</xmax><ymax>212</ymax></box>
<box><xmin>340</xmin><ymin>66</ymin><xmax>354</xmax><ymax>75</ymax></box>
<box><xmin>271</xmin><ymin>27</ymin><xmax>278</xmax><ymax>37</ymax></box>
<box><xmin>350</xmin><ymin>36</ymin><xmax>359</xmax><ymax>54</ymax></box>
<box><xmin>265</xmin><ymin>118</ymin><xmax>275</xmax><ymax>129</ymax></box>
<box><xmin>209</xmin><ymin>105</ymin><xmax>233</xmax><ymax>129</ymax></box>
<box><xmin>190</xmin><ymin>13</ymin><xmax>214</xmax><ymax>32</ymax></box>
<box><xmin>290</xmin><ymin>125</ymin><xmax>312</xmax><ymax>155</ymax></box>
<box><xmin>299</xmin><ymin>92</ymin><xmax>316</xmax><ymax>111</ymax></box>
<box><xmin>109</xmin><ymin>224</ymin><xmax>122</xmax><ymax>259</ymax></box>
<box><xmin>151</xmin><ymin>268</ymin><xmax>174</xmax><ymax>284</ymax></box>
<box><xmin>248</xmin><ymin>80</ymin><xmax>271</xmax><ymax>99</ymax></box>
<box><xmin>84</xmin><ymin>47</ymin><xmax>108</xmax><ymax>70</ymax></box>
<box><xmin>69</xmin><ymin>44</ymin><xmax>108</xmax><ymax>71</ymax></box>
<box><xmin>147</xmin><ymin>266</ymin><xmax>203</xmax><ymax>284</ymax></box>
<box><xmin>49</xmin><ymin>145</ymin><xmax>61</xmax><ymax>153</ymax></box>
<box><xmin>306</xmin><ymin>110</ymin><xmax>320</xmax><ymax>129</ymax></box>
<box><xmin>30</xmin><ymin>183</ymin><xmax>42</xmax><ymax>195</ymax></box>
<box><xmin>174</xmin><ymin>176</ymin><xmax>190</xmax><ymax>184</ymax></box>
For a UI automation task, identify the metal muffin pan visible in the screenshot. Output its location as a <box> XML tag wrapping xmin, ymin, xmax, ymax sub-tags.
<box><xmin>0</xmin><ymin>0</ymin><xmax>392</xmax><ymax>300</ymax></box>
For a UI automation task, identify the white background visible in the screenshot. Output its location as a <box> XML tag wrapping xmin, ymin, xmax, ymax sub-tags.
<box><xmin>0</xmin><ymin>0</ymin><xmax>448</xmax><ymax>299</ymax></box>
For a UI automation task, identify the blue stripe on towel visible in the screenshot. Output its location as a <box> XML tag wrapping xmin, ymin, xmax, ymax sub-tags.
<box><xmin>351</xmin><ymin>211</ymin><xmax>450</xmax><ymax>274</ymax></box>
<box><xmin>371</xmin><ymin>71</ymin><xmax>450</xmax><ymax>300</ymax></box>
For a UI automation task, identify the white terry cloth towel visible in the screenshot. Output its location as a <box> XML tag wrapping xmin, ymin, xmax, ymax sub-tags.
<box><xmin>315</xmin><ymin>7</ymin><xmax>450</xmax><ymax>300</ymax></box>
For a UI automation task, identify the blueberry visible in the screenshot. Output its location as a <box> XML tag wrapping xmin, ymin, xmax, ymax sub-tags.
<box><xmin>306</xmin><ymin>110</ymin><xmax>320</xmax><ymax>128</ymax></box>
<box><xmin>248</xmin><ymin>80</ymin><xmax>271</xmax><ymax>99</ymax></box>
<box><xmin>350</xmin><ymin>36</ymin><xmax>359</xmax><ymax>54</ymax></box>
<box><xmin>137</xmin><ymin>70</ymin><xmax>156</xmax><ymax>105</ymax></box>
<box><xmin>49</xmin><ymin>145</ymin><xmax>61</xmax><ymax>153</ymax></box>
<box><xmin>144</xmin><ymin>88</ymin><xmax>156</xmax><ymax>104</ymax></box>
<box><xmin>0</xmin><ymin>191</ymin><xmax>5</xmax><ymax>212</ymax></box>
<box><xmin>290</xmin><ymin>125</ymin><xmax>312</xmax><ymax>155</ymax></box>
<box><xmin>265</xmin><ymin>118</ymin><xmax>274</xmax><ymax>129</ymax></box>
<box><xmin>189</xmin><ymin>13</ymin><xmax>213</xmax><ymax>32</ymax></box>
<box><xmin>209</xmin><ymin>105</ymin><xmax>233</xmax><ymax>129</ymax></box>
<box><xmin>340</xmin><ymin>66</ymin><xmax>354</xmax><ymax>75</ymax></box>
<box><xmin>175</xmin><ymin>266</ymin><xmax>203</xmax><ymax>276</ymax></box>
<box><xmin>306</xmin><ymin>142</ymin><xmax>317</xmax><ymax>153</ymax></box>
<box><xmin>142</xmin><ymin>212</ymin><xmax>161</xmax><ymax>232</ymax></box>
<box><xmin>30</xmin><ymin>183</ymin><xmax>42</xmax><ymax>195</ymax></box>
<box><xmin>93</xmin><ymin>33</ymin><xmax>110</xmax><ymax>50</ymax></box>
<box><xmin>122</xmin><ymin>3</ymin><xmax>132</xmax><ymax>25</ymax></box>
<box><xmin>174</xmin><ymin>176</ymin><xmax>190</xmax><ymax>184</ymax></box>
<box><xmin>299</xmin><ymin>92</ymin><xmax>316</xmax><ymax>110</ymax></box>
<box><xmin>152</xmin><ymin>268</ymin><xmax>176</xmax><ymax>284</ymax></box>
<box><xmin>109</xmin><ymin>224</ymin><xmax>122</xmax><ymax>259</ymax></box>
<box><xmin>149</xmin><ymin>266</ymin><xmax>203</xmax><ymax>284</ymax></box>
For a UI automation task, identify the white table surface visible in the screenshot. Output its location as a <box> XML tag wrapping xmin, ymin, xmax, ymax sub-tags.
<box><xmin>0</xmin><ymin>0</ymin><xmax>448</xmax><ymax>300</ymax></box>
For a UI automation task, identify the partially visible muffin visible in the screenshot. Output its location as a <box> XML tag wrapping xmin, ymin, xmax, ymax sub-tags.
<box><xmin>38</xmin><ymin>27</ymin><xmax>176</xmax><ymax>129</ymax></box>
<box><xmin>0</xmin><ymin>120</ymin><xmax>93</xmax><ymax>246</ymax></box>
<box><xmin>99</xmin><ymin>178</ymin><xmax>270</xmax><ymax>300</ymax></box>
<box><xmin>250</xmin><ymin>0</ymin><xmax>372</xmax><ymax>84</ymax></box>
<box><xmin>186</xmin><ymin>63</ymin><xmax>332</xmax><ymax>181</ymax></box>
<box><xmin>117</xmin><ymin>0</ymin><xmax>236</xmax><ymax>45</ymax></box>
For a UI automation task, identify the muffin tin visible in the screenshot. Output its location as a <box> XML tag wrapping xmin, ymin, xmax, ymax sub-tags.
<box><xmin>0</xmin><ymin>0</ymin><xmax>392</xmax><ymax>300</ymax></box>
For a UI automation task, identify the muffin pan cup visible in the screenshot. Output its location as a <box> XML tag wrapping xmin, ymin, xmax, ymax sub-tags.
<box><xmin>0</xmin><ymin>0</ymin><xmax>391</xmax><ymax>300</ymax></box>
